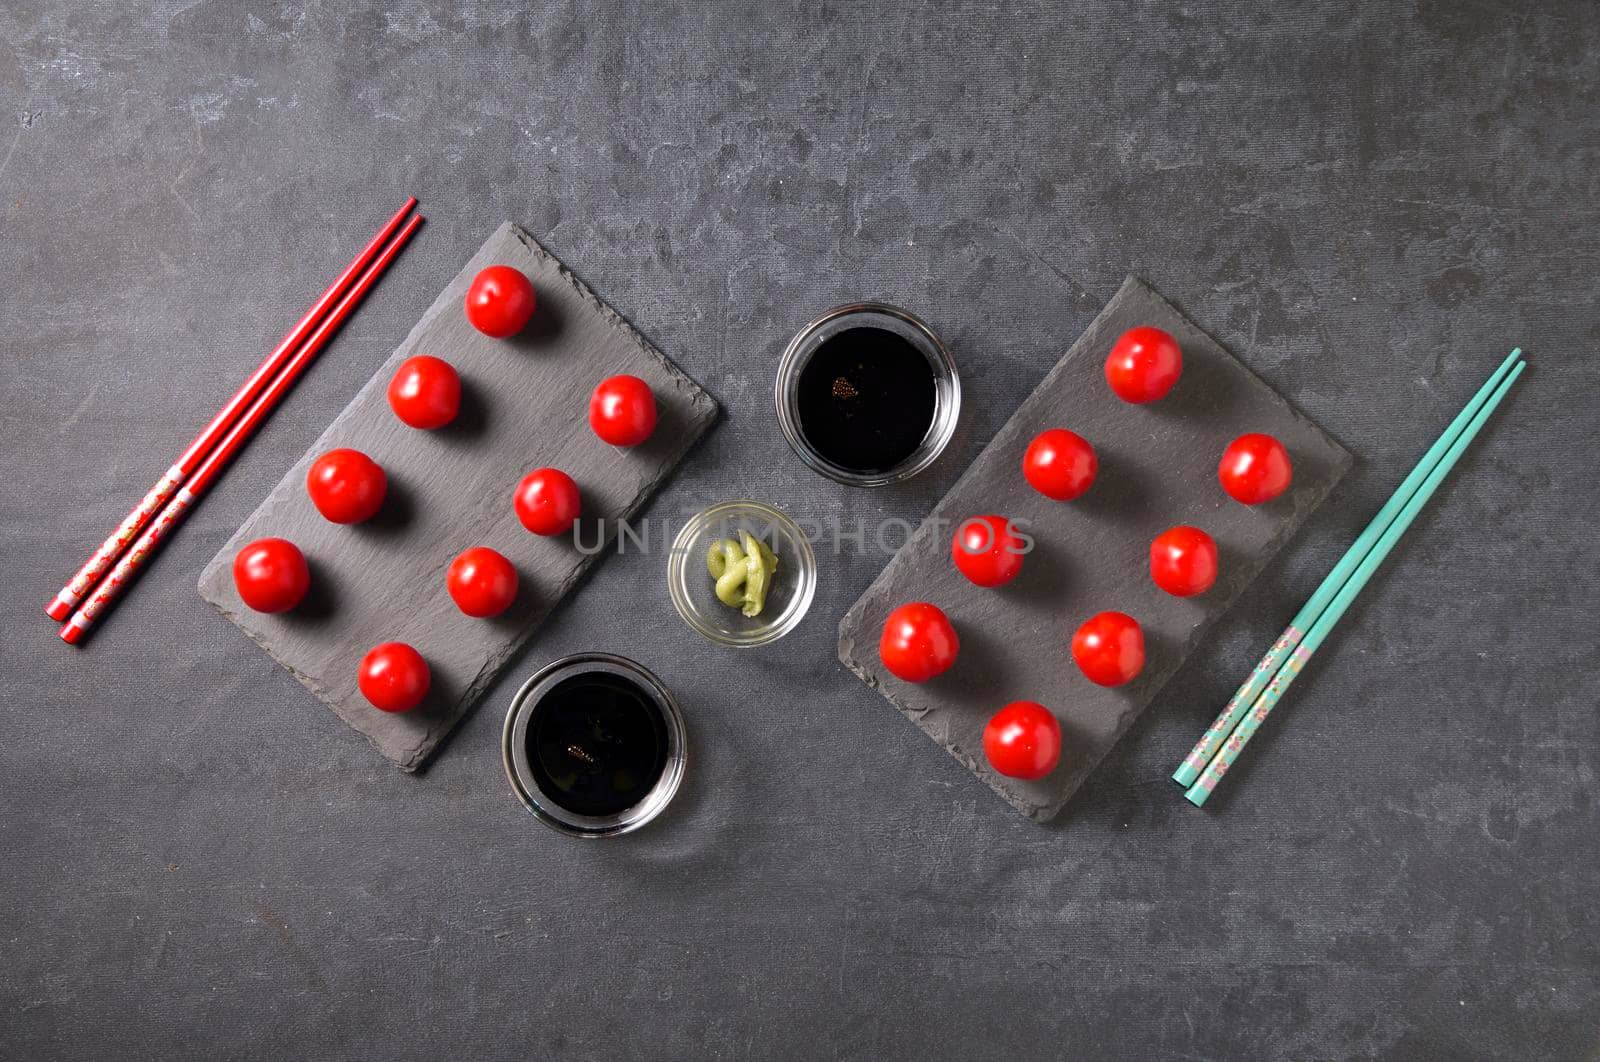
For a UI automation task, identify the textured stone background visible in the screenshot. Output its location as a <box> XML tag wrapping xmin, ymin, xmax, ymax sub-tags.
<box><xmin>1</xmin><ymin>3</ymin><xmax>1595</xmax><ymax>1059</ymax></box>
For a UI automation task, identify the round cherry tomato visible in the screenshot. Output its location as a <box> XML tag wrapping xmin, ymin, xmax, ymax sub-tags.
<box><xmin>464</xmin><ymin>265</ymin><xmax>537</xmax><ymax>338</ymax></box>
<box><xmin>231</xmin><ymin>537</ymin><xmax>309</xmax><ymax>613</ymax></box>
<box><xmin>514</xmin><ymin>467</ymin><xmax>581</xmax><ymax>537</ymax></box>
<box><xmin>387</xmin><ymin>355</ymin><xmax>461</xmax><ymax>430</ymax></box>
<box><xmin>1105</xmin><ymin>326</ymin><xmax>1183</xmax><ymax>403</ymax></box>
<box><xmin>589</xmin><ymin>374</ymin><xmax>657</xmax><ymax>447</ymax></box>
<box><xmin>951</xmin><ymin>514</ymin><xmax>1026</xmax><ymax>588</ymax></box>
<box><xmin>1071</xmin><ymin>611</ymin><xmax>1145</xmax><ymax>687</ymax></box>
<box><xmin>1022</xmin><ymin>428</ymin><xmax>1097</xmax><ymax>501</ymax></box>
<box><xmin>983</xmin><ymin>700</ymin><xmax>1063</xmax><ymax>780</ymax></box>
<box><xmin>447</xmin><ymin>546</ymin><xmax>519</xmax><ymax>618</ymax></box>
<box><xmin>1150</xmin><ymin>525</ymin><xmax>1219</xmax><ymax>597</ymax></box>
<box><xmin>1219</xmin><ymin>433</ymin><xmax>1293</xmax><ymax>505</ymax></box>
<box><xmin>879</xmin><ymin>602</ymin><xmax>960</xmax><ymax>683</ymax></box>
<box><xmin>358</xmin><ymin>642</ymin><xmax>430</xmax><ymax>713</ymax></box>
<box><xmin>306</xmin><ymin>448</ymin><xmax>387</xmax><ymax>524</ymax></box>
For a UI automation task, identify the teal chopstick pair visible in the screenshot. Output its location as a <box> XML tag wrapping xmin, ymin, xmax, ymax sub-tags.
<box><xmin>1175</xmin><ymin>349</ymin><xmax>1526</xmax><ymax>807</ymax></box>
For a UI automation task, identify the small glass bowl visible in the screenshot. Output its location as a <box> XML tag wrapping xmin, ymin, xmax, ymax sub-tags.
<box><xmin>502</xmin><ymin>652</ymin><xmax>687</xmax><ymax>839</ymax></box>
<box><xmin>667</xmin><ymin>501</ymin><xmax>817</xmax><ymax>647</ymax></box>
<box><xmin>774</xmin><ymin>301</ymin><xmax>961</xmax><ymax>487</ymax></box>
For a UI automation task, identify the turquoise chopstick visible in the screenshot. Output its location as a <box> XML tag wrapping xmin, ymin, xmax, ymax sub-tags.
<box><xmin>1185</xmin><ymin>359</ymin><xmax>1525</xmax><ymax>806</ymax></box>
<box><xmin>1172</xmin><ymin>349</ymin><xmax>1524</xmax><ymax>787</ymax></box>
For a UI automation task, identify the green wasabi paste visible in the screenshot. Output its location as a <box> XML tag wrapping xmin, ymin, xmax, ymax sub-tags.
<box><xmin>705</xmin><ymin>532</ymin><xmax>780</xmax><ymax>618</ymax></box>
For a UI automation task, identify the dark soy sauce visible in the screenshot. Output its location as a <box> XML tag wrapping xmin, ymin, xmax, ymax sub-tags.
<box><xmin>795</xmin><ymin>326</ymin><xmax>936</xmax><ymax>473</ymax></box>
<box><xmin>527</xmin><ymin>672</ymin><xmax>669</xmax><ymax>818</ymax></box>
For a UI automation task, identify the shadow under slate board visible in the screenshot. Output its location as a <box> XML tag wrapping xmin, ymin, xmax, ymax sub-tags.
<box><xmin>199</xmin><ymin>223</ymin><xmax>717</xmax><ymax>770</ymax></box>
<box><xmin>838</xmin><ymin>277</ymin><xmax>1352</xmax><ymax>822</ymax></box>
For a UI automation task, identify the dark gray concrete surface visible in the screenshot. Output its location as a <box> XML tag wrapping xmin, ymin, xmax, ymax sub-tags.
<box><xmin>1</xmin><ymin>3</ymin><xmax>1595</xmax><ymax>1059</ymax></box>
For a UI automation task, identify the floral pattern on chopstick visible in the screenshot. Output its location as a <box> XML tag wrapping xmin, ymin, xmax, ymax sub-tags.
<box><xmin>1178</xmin><ymin>626</ymin><xmax>1302</xmax><ymax>780</ymax></box>
<box><xmin>76</xmin><ymin>490</ymin><xmax>195</xmax><ymax>626</ymax></box>
<box><xmin>62</xmin><ymin>465</ymin><xmax>186</xmax><ymax>604</ymax></box>
<box><xmin>1194</xmin><ymin>643</ymin><xmax>1314</xmax><ymax>792</ymax></box>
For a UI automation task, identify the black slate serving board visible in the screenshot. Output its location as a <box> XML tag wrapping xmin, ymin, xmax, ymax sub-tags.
<box><xmin>198</xmin><ymin>223</ymin><xmax>716</xmax><ymax>770</ymax></box>
<box><xmin>838</xmin><ymin>277</ymin><xmax>1352</xmax><ymax>821</ymax></box>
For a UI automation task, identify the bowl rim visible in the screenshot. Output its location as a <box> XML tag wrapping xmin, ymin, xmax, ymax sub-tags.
<box><xmin>773</xmin><ymin>301</ymin><xmax>961</xmax><ymax>487</ymax></box>
<box><xmin>501</xmin><ymin>652</ymin><xmax>687</xmax><ymax>838</ymax></box>
<box><xmin>666</xmin><ymin>500</ymin><xmax>817</xmax><ymax>648</ymax></box>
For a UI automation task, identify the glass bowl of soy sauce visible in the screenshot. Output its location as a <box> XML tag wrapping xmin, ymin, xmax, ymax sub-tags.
<box><xmin>774</xmin><ymin>302</ymin><xmax>961</xmax><ymax>486</ymax></box>
<box><xmin>502</xmin><ymin>653</ymin><xmax>687</xmax><ymax>838</ymax></box>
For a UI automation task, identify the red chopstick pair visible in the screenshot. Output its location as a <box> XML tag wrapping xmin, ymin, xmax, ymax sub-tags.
<box><xmin>51</xmin><ymin>197</ymin><xmax>424</xmax><ymax>644</ymax></box>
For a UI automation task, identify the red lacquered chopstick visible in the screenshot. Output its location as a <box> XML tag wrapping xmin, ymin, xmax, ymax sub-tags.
<box><xmin>44</xmin><ymin>196</ymin><xmax>419</xmax><ymax>622</ymax></box>
<box><xmin>59</xmin><ymin>212</ymin><xmax>424</xmax><ymax>645</ymax></box>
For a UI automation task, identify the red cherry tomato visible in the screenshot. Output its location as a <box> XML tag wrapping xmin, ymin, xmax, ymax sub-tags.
<box><xmin>231</xmin><ymin>537</ymin><xmax>309</xmax><ymax>613</ymax></box>
<box><xmin>1219</xmin><ymin>433</ymin><xmax>1293</xmax><ymax>505</ymax></box>
<box><xmin>358</xmin><ymin>642</ymin><xmax>430</xmax><ymax>713</ymax></box>
<box><xmin>306</xmin><ymin>448</ymin><xmax>387</xmax><ymax>524</ymax></box>
<box><xmin>387</xmin><ymin>355</ymin><xmax>461</xmax><ymax>430</ymax></box>
<box><xmin>951</xmin><ymin>514</ymin><xmax>1026</xmax><ymax>588</ymax></box>
<box><xmin>1071</xmin><ymin>611</ymin><xmax>1145</xmax><ymax>687</ymax></box>
<box><xmin>879</xmin><ymin>602</ymin><xmax>960</xmax><ymax>683</ymax></box>
<box><xmin>1022</xmin><ymin>428</ymin><xmax>1097</xmax><ymax>501</ymax></box>
<box><xmin>1150</xmin><ymin>525</ymin><xmax>1219</xmax><ymax>597</ymax></box>
<box><xmin>1105</xmin><ymin>326</ymin><xmax>1183</xmax><ymax>403</ymax></box>
<box><xmin>983</xmin><ymin>700</ymin><xmax>1063</xmax><ymax>780</ymax></box>
<box><xmin>464</xmin><ymin>265</ymin><xmax>537</xmax><ymax>338</ymax></box>
<box><xmin>589</xmin><ymin>374</ymin><xmax>657</xmax><ymax>447</ymax></box>
<box><xmin>446</xmin><ymin>546</ymin><xmax>519</xmax><ymax>618</ymax></box>
<box><xmin>514</xmin><ymin>467</ymin><xmax>581</xmax><ymax>537</ymax></box>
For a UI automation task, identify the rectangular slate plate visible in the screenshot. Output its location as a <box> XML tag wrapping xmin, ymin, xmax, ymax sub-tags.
<box><xmin>838</xmin><ymin>277</ymin><xmax>1352</xmax><ymax>821</ymax></box>
<box><xmin>199</xmin><ymin>222</ymin><xmax>717</xmax><ymax>770</ymax></box>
